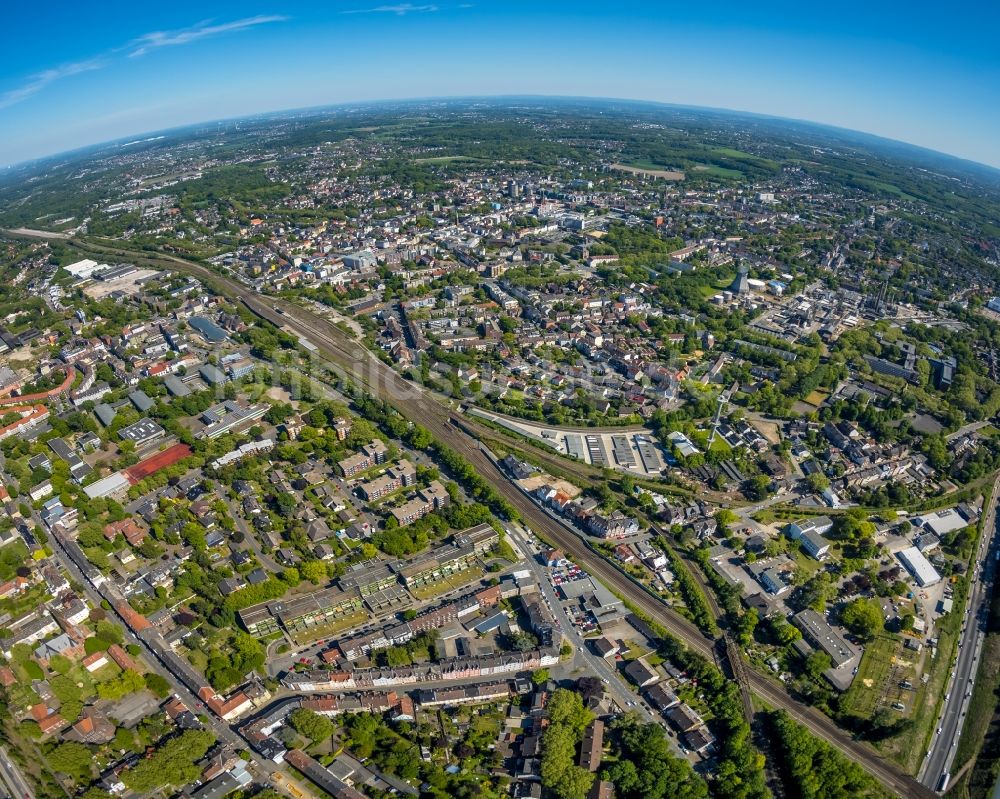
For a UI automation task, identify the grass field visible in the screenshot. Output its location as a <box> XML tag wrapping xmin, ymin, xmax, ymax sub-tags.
<box><xmin>842</xmin><ymin>636</ymin><xmax>900</xmax><ymax>718</ymax></box>
<box><xmin>792</xmin><ymin>548</ymin><xmax>824</xmax><ymax>580</ymax></box>
<box><xmin>612</xmin><ymin>162</ymin><xmax>685</xmax><ymax>180</ymax></box>
<box><xmin>881</xmin><ymin>614</ymin><xmax>962</xmax><ymax>771</ymax></box>
<box><xmin>693</xmin><ymin>163</ymin><xmax>743</xmax><ymax>179</ymax></box>
<box><xmin>698</xmin><ymin>275</ymin><xmax>737</xmax><ymax>298</ymax></box>
<box><xmin>709</xmin><ymin>436</ymin><xmax>732</xmax><ymax>454</ymax></box>
<box><xmin>711</xmin><ymin>147</ymin><xmax>781</xmax><ymax>172</ymax></box>
<box><xmin>876</xmin><ymin>519</ymin><xmax>975</xmax><ymax>772</ymax></box>
<box><xmin>804</xmin><ymin>390</ymin><xmax>830</xmax><ymax>407</ymax></box>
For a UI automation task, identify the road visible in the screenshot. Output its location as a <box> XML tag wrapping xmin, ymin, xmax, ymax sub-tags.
<box><xmin>946</xmin><ymin>420</ymin><xmax>993</xmax><ymax>443</ymax></box>
<box><xmin>919</xmin><ymin>475</ymin><xmax>1000</xmax><ymax>791</ymax></box>
<box><xmin>43</xmin><ymin>529</ymin><xmax>270</xmax><ymax>774</ymax></box>
<box><xmin>222</xmin><ymin>494</ymin><xmax>280</xmax><ymax>572</ymax></box>
<box><xmin>503</xmin><ymin>523</ymin><xmax>662</xmax><ymax>726</ymax></box>
<box><xmin>0</xmin><ymin>746</ymin><xmax>33</xmax><ymax>799</ymax></box>
<box><xmin>55</xmin><ymin>239</ymin><xmax>935</xmax><ymax>798</ymax></box>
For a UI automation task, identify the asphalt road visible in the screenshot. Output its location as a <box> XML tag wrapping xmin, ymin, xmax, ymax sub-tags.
<box><xmin>920</xmin><ymin>476</ymin><xmax>1000</xmax><ymax>791</ymax></box>
<box><xmin>68</xmin><ymin>242</ymin><xmax>935</xmax><ymax>798</ymax></box>
<box><xmin>504</xmin><ymin>523</ymin><xmax>662</xmax><ymax>725</ymax></box>
<box><xmin>0</xmin><ymin>746</ymin><xmax>33</xmax><ymax>799</ymax></box>
<box><xmin>43</xmin><ymin>530</ymin><xmax>266</xmax><ymax>773</ymax></box>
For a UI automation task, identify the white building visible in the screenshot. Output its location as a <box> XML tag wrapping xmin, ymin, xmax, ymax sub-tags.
<box><xmin>897</xmin><ymin>546</ymin><xmax>941</xmax><ymax>587</ymax></box>
<box><xmin>64</xmin><ymin>259</ymin><xmax>104</xmax><ymax>279</ymax></box>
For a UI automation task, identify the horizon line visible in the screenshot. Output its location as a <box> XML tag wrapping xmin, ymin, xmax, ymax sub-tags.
<box><xmin>3</xmin><ymin>93</ymin><xmax>999</xmax><ymax>178</ymax></box>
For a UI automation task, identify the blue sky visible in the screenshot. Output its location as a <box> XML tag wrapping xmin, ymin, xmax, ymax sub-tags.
<box><xmin>1</xmin><ymin>1</ymin><xmax>998</xmax><ymax>168</ymax></box>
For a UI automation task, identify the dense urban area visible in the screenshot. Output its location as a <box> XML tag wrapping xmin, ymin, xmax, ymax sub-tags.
<box><xmin>1</xmin><ymin>99</ymin><xmax>1000</xmax><ymax>799</ymax></box>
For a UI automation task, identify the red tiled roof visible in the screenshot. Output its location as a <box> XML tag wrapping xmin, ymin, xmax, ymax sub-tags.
<box><xmin>37</xmin><ymin>712</ymin><xmax>66</xmax><ymax>734</ymax></box>
<box><xmin>0</xmin><ymin>369</ymin><xmax>74</xmax><ymax>406</ymax></box>
<box><xmin>83</xmin><ymin>651</ymin><xmax>109</xmax><ymax>669</ymax></box>
<box><xmin>0</xmin><ymin>404</ymin><xmax>48</xmax><ymax>437</ymax></box>
<box><xmin>110</xmin><ymin>599</ymin><xmax>152</xmax><ymax>633</ymax></box>
<box><xmin>107</xmin><ymin>643</ymin><xmax>140</xmax><ymax>671</ymax></box>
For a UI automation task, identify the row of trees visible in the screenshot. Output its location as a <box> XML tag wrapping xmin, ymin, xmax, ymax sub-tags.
<box><xmin>657</xmin><ymin>537</ymin><xmax>719</xmax><ymax>635</ymax></box>
<box><xmin>121</xmin><ymin>729</ymin><xmax>217</xmax><ymax>793</ymax></box>
<box><xmin>540</xmin><ymin>689</ymin><xmax>596</xmax><ymax>799</ymax></box>
<box><xmin>768</xmin><ymin>710</ymin><xmax>889</xmax><ymax>798</ymax></box>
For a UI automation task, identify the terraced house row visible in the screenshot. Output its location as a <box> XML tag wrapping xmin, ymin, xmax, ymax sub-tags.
<box><xmin>238</xmin><ymin>524</ymin><xmax>500</xmax><ymax>636</ymax></box>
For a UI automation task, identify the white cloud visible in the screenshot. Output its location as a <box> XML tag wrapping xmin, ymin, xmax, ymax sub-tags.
<box><xmin>0</xmin><ymin>14</ymin><xmax>289</xmax><ymax>110</ymax></box>
<box><xmin>342</xmin><ymin>4</ymin><xmax>440</xmax><ymax>15</ymax></box>
<box><xmin>0</xmin><ymin>59</ymin><xmax>104</xmax><ymax>109</ymax></box>
<box><xmin>129</xmin><ymin>15</ymin><xmax>288</xmax><ymax>57</ymax></box>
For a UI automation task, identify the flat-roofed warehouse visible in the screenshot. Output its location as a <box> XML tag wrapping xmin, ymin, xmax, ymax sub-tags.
<box><xmin>793</xmin><ymin>609</ymin><xmax>859</xmax><ymax>668</ymax></box>
<box><xmin>118</xmin><ymin>418</ymin><xmax>165</xmax><ymax>445</ymax></box>
<box><xmin>97</xmin><ymin>264</ymin><xmax>137</xmax><ymax>281</ymax></box>
<box><xmin>897</xmin><ymin>545</ymin><xmax>942</xmax><ymax>587</ymax></box>
<box><xmin>189</xmin><ymin>316</ymin><xmax>228</xmax><ymax>343</ymax></box>
<box><xmin>611</xmin><ymin>435</ymin><xmax>636</xmax><ymax>467</ymax></box>
<box><xmin>452</xmin><ymin>522</ymin><xmax>499</xmax><ymax>554</ymax></box>
<box><xmin>565</xmin><ymin>434</ymin><xmax>586</xmax><ymax>460</ymax></box>
<box><xmin>913</xmin><ymin>508</ymin><xmax>969</xmax><ymax>537</ymax></box>
<box><xmin>635</xmin><ymin>435</ymin><xmax>664</xmax><ymax>472</ymax></box>
<box><xmin>164</xmin><ymin>374</ymin><xmax>191</xmax><ymax>397</ymax></box>
<box><xmin>586</xmin><ymin>435</ymin><xmax>608</xmax><ymax>466</ymax></box>
<box><xmin>84</xmin><ymin>472</ymin><xmax>131</xmax><ymax>500</ymax></box>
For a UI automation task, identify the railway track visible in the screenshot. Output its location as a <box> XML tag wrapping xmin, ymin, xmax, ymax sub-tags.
<box><xmin>57</xmin><ymin>240</ymin><xmax>935</xmax><ymax>799</ymax></box>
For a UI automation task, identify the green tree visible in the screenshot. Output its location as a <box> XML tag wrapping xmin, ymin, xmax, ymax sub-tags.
<box><xmin>145</xmin><ymin>672</ymin><xmax>172</xmax><ymax>698</ymax></box>
<box><xmin>47</xmin><ymin>742</ymin><xmax>94</xmax><ymax>782</ymax></box>
<box><xmin>49</xmin><ymin>653</ymin><xmax>73</xmax><ymax>674</ymax></box>
<box><xmin>604</xmin><ymin>714</ymin><xmax>708</xmax><ymax>799</ymax></box>
<box><xmin>547</xmin><ymin>688</ymin><xmax>594</xmax><ymax>734</ymax></box>
<box><xmin>840</xmin><ymin>598</ymin><xmax>884</xmax><ymax>641</ymax></box>
<box><xmin>770</xmin><ymin>710</ymin><xmax>886</xmax><ymax>798</ymax></box>
<box><xmin>122</xmin><ymin>729</ymin><xmax>216</xmax><ymax>793</ymax></box>
<box><xmin>346</xmin><ymin>713</ymin><xmax>383</xmax><ymax>759</ymax></box>
<box><xmin>805</xmin><ymin>650</ymin><xmax>833</xmax><ymax>679</ymax></box>
<box><xmin>531</xmin><ymin>668</ymin><xmax>551</xmax><ymax>685</ymax></box>
<box><xmin>97</xmin><ymin>669</ymin><xmax>145</xmax><ymax>700</ymax></box>
<box><xmin>300</xmin><ymin>560</ymin><xmax>327</xmax><ymax>585</ymax></box>
<box><xmin>113</xmin><ymin>727</ymin><xmax>135</xmax><ymax>753</ymax></box>
<box><xmin>288</xmin><ymin>708</ymin><xmax>334</xmax><ymax>743</ymax></box>
<box><xmin>541</xmin><ymin>725</ymin><xmax>593</xmax><ymax>799</ymax></box>
<box><xmin>806</xmin><ymin>472</ymin><xmax>830</xmax><ymax>493</ymax></box>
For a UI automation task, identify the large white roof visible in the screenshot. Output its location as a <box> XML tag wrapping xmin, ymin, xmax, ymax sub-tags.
<box><xmin>897</xmin><ymin>546</ymin><xmax>941</xmax><ymax>587</ymax></box>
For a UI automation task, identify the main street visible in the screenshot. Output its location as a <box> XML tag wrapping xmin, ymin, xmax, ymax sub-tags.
<box><xmin>0</xmin><ymin>746</ymin><xmax>34</xmax><ymax>799</ymax></box>
<box><xmin>42</xmin><ymin>527</ymin><xmax>271</xmax><ymax>775</ymax></box>
<box><xmin>919</xmin><ymin>475</ymin><xmax>1000</xmax><ymax>791</ymax></box>
<box><xmin>503</xmin><ymin>522</ymin><xmax>662</xmax><ymax>727</ymax></box>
